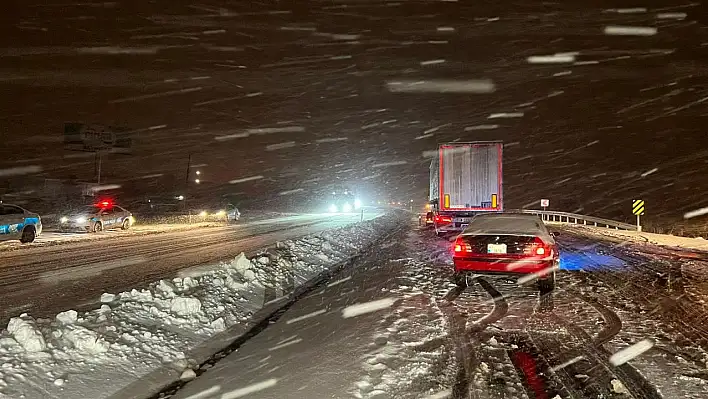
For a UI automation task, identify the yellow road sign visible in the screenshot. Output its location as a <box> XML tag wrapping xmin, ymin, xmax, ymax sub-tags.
<box><xmin>632</xmin><ymin>200</ymin><xmax>645</xmax><ymax>216</ymax></box>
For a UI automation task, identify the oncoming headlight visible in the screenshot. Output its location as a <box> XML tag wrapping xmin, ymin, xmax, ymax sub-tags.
<box><xmin>60</xmin><ymin>217</ymin><xmax>68</xmax><ymax>223</ymax></box>
<box><xmin>198</xmin><ymin>211</ymin><xmax>207</xmax><ymax>217</ymax></box>
<box><xmin>342</xmin><ymin>203</ymin><xmax>353</xmax><ymax>213</ymax></box>
<box><xmin>354</xmin><ymin>199</ymin><xmax>362</xmax><ymax>209</ymax></box>
<box><xmin>328</xmin><ymin>204</ymin><xmax>338</xmax><ymax>213</ymax></box>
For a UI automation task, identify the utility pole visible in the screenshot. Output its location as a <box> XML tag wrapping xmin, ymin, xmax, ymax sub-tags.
<box><xmin>94</xmin><ymin>151</ymin><xmax>103</xmax><ymax>184</ymax></box>
<box><xmin>184</xmin><ymin>153</ymin><xmax>192</xmax><ymax>212</ymax></box>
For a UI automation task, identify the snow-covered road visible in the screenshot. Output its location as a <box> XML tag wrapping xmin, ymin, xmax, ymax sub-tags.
<box><xmin>165</xmin><ymin>223</ymin><xmax>708</xmax><ymax>399</ymax></box>
<box><xmin>0</xmin><ymin>212</ymin><xmax>380</xmax><ymax>326</ymax></box>
<box><xmin>0</xmin><ymin>212</ymin><xmax>398</xmax><ymax>399</ymax></box>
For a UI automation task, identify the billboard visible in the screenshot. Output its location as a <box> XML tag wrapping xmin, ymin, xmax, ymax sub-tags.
<box><xmin>64</xmin><ymin>123</ymin><xmax>132</xmax><ymax>153</ymax></box>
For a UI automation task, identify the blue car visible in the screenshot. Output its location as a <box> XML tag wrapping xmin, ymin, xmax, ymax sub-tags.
<box><xmin>0</xmin><ymin>203</ymin><xmax>42</xmax><ymax>243</ymax></box>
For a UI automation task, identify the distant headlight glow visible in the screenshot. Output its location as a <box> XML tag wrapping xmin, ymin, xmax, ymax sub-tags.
<box><xmin>328</xmin><ymin>204</ymin><xmax>338</xmax><ymax>213</ymax></box>
<box><xmin>215</xmin><ymin>210</ymin><xmax>226</xmax><ymax>216</ymax></box>
<box><xmin>354</xmin><ymin>199</ymin><xmax>362</xmax><ymax>209</ymax></box>
<box><xmin>199</xmin><ymin>211</ymin><xmax>207</xmax><ymax>217</ymax></box>
<box><xmin>342</xmin><ymin>203</ymin><xmax>353</xmax><ymax>212</ymax></box>
<box><xmin>60</xmin><ymin>217</ymin><xmax>68</xmax><ymax>223</ymax></box>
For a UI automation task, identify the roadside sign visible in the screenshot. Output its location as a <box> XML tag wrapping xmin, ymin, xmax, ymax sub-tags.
<box><xmin>540</xmin><ymin>199</ymin><xmax>550</xmax><ymax>208</ymax></box>
<box><xmin>632</xmin><ymin>199</ymin><xmax>644</xmax><ymax>232</ymax></box>
<box><xmin>64</xmin><ymin>123</ymin><xmax>133</xmax><ymax>184</ymax></box>
<box><xmin>632</xmin><ymin>200</ymin><xmax>645</xmax><ymax>216</ymax></box>
<box><xmin>64</xmin><ymin>123</ymin><xmax>132</xmax><ymax>153</ymax></box>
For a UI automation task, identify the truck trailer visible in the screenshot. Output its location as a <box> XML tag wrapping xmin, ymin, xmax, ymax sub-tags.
<box><xmin>429</xmin><ymin>142</ymin><xmax>503</xmax><ymax>234</ymax></box>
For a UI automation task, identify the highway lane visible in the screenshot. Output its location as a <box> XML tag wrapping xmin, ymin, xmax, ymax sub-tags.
<box><xmin>0</xmin><ymin>212</ymin><xmax>379</xmax><ymax>327</ymax></box>
<box><xmin>167</xmin><ymin>225</ymin><xmax>708</xmax><ymax>399</ymax></box>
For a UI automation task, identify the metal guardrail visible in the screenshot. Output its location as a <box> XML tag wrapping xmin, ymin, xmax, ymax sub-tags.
<box><xmin>521</xmin><ymin>210</ymin><xmax>637</xmax><ymax>231</ymax></box>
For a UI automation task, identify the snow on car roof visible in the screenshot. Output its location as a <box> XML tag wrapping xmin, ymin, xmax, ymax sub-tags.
<box><xmin>461</xmin><ymin>213</ymin><xmax>552</xmax><ymax>240</ymax></box>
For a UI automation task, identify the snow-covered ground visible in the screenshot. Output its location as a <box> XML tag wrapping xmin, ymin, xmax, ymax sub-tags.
<box><xmin>158</xmin><ymin>223</ymin><xmax>708</xmax><ymax>399</ymax></box>
<box><xmin>0</xmin><ymin>213</ymin><xmax>358</xmax><ymax>251</ymax></box>
<box><xmin>572</xmin><ymin>225</ymin><xmax>708</xmax><ymax>252</ymax></box>
<box><xmin>0</xmin><ymin>213</ymin><xmax>396</xmax><ymax>399</ymax></box>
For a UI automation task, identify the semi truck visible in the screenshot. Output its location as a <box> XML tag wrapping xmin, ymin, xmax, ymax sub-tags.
<box><xmin>429</xmin><ymin>142</ymin><xmax>503</xmax><ymax>234</ymax></box>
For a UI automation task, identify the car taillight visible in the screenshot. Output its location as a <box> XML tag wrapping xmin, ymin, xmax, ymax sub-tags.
<box><xmin>525</xmin><ymin>237</ymin><xmax>550</xmax><ymax>257</ymax></box>
<box><xmin>435</xmin><ymin>215</ymin><xmax>452</xmax><ymax>224</ymax></box>
<box><xmin>453</xmin><ymin>237</ymin><xmax>471</xmax><ymax>253</ymax></box>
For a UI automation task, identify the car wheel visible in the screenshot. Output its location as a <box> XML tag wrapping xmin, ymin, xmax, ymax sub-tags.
<box><xmin>538</xmin><ymin>272</ymin><xmax>555</xmax><ymax>293</ymax></box>
<box><xmin>19</xmin><ymin>226</ymin><xmax>36</xmax><ymax>243</ymax></box>
<box><xmin>93</xmin><ymin>222</ymin><xmax>103</xmax><ymax>233</ymax></box>
<box><xmin>121</xmin><ymin>218</ymin><xmax>130</xmax><ymax>230</ymax></box>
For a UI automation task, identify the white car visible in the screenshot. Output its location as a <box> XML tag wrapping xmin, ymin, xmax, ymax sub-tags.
<box><xmin>0</xmin><ymin>204</ymin><xmax>42</xmax><ymax>243</ymax></box>
<box><xmin>60</xmin><ymin>202</ymin><xmax>133</xmax><ymax>233</ymax></box>
<box><xmin>227</xmin><ymin>207</ymin><xmax>241</xmax><ymax>223</ymax></box>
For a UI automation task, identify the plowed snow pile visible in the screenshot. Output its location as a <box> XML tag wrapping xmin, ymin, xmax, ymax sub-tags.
<box><xmin>0</xmin><ymin>214</ymin><xmax>395</xmax><ymax>399</ymax></box>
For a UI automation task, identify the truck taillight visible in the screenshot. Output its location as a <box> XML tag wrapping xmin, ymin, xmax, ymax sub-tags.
<box><xmin>453</xmin><ymin>237</ymin><xmax>471</xmax><ymax>253</ymax></box>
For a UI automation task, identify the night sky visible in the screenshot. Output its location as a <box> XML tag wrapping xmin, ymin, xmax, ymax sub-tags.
<box><xmin>1</xmin><ymin>1</ymin><xmax>706</xmax><ymax>222</ymax></box>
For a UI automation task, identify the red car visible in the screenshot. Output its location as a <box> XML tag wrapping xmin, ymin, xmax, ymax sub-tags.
<box><xmin>452</xmin><ymin>213</ymin><xmax>560</xmax><ymax>291</ymax></box>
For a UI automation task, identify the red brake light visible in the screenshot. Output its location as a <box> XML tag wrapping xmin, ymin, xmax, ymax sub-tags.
<box><xmin>95</xmin><ymin>199</ymin><xmax>113</xmax><ymax>208</ymax></box>
<box><xmin>435</xmin><ymin>215</ymin><xmax>452</xmax><ymax>224</ymax></box>
<box><xmin>453</xmin><ymin>237</ymin><xmax>471</xmax><ymax>253</ymax></box>
<box><xmin>526</xmin><ymin>237</ymin><xmax>550</xmax><ymax>256</ymax></box>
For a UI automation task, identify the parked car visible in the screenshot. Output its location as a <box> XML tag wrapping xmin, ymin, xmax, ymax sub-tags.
<box><xmin>452</xmin><ymin>213</ymin><xmax>560</xmax><ymax>291</ymax></box>
<box><xmin>59</xmin><ymin>201</ymin><xmax>133</xmax><ymax>232</ymax></box>
<box><xmin>0</xmin><ymin>203</ymin><xmax>42</xmax><ymax>243</ymax></box>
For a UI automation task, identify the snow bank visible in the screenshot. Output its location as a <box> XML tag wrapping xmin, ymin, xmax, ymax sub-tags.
<box><xmin>575</xmin><ymin>225</ymin><xmax>708</xmax><ymax>252</ymax></box>
<box><xmin>0</xmin><ymin>214</ymin><xmax>395</xmax><ymax>399</ymax></box>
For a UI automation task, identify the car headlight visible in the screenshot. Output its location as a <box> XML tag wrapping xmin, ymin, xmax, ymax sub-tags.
<box><xmin>60</xmin><ymin>217</ymin><xmax>68</xmax><ymax>223</ymax></box>
<box><xmin>328</xmin><ymin>204</ymin><xmax>338</xmax><ymax>213</ymax></box>
<box><xmin>75</xmin><ymin>216</ymin><xmax>87</xmax><ymax>224</ymax></box>
<box><xmin>342</xmin><ymin>203</ymin><xmax>353</xmax><ymax>212</ymax></box>
<box><xmin>354</xmin><ymin>199</ymin><xmax>362</xmax><ymax>209</ymax></box>
<box><xmin>199</xmin><ymin>211</ymin><xmax>207</xmax><ymax>217</ymax></box>
<box><xmin>215</xmin><ymin>210</ymin><xmax>226</xmax><ymax>216</ymax></box>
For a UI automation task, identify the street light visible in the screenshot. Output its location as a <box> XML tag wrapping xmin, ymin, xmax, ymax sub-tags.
<box><xmin>196</xmin><ymin>171</ymin><xmax>201</xmax><ymax>175</ymax></box>
<box><xmin>177</xmin><ymin>195</ymin><xmax>185</xmax><ymax>201</ymax></box>
<box><xmin>195</xmin><ymin>179</ymin><xmax>200</xmax><ymax>184</ymax></box>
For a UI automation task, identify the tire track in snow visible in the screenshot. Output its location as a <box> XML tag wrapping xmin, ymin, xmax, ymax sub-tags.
<box><xmin>574</xmin><ymin>292</ymin><xmax>623</xmax><ymax>347</ymax></box>
<box><xmin>441</xmin><ymin>276</ymin><xmax>509</xmax><ymax>398</ymax></box>
<box><xmin>548</xmin><ymin>312</ymin><xmax>663</xmax><ymax>399</ymax></box>
<box><xmin>439</xmin><ymin>283</ymin><xmax>474</xmax><ymax>399</ymax></box>
<box><xmin>468</xmin><ymin>278</ymin><xmax>509</xmax><ymax>334</ymax></box>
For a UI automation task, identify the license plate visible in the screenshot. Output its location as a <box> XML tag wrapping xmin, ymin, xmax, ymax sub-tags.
<box><xmin>487</xmin><ymin>244</ymin><xmax>507</xmax><ymax>254</ymax></box>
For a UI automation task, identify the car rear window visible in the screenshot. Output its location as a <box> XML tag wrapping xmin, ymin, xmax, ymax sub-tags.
<box><xmin>466</xmin><ymin>217</ymin><xmax>546</xmax><ymax>236</ymax></box>
<box><xmin>458</xmin><ymin>235</ymin><xmax>537</xmax><ymax>255</ymax></box>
